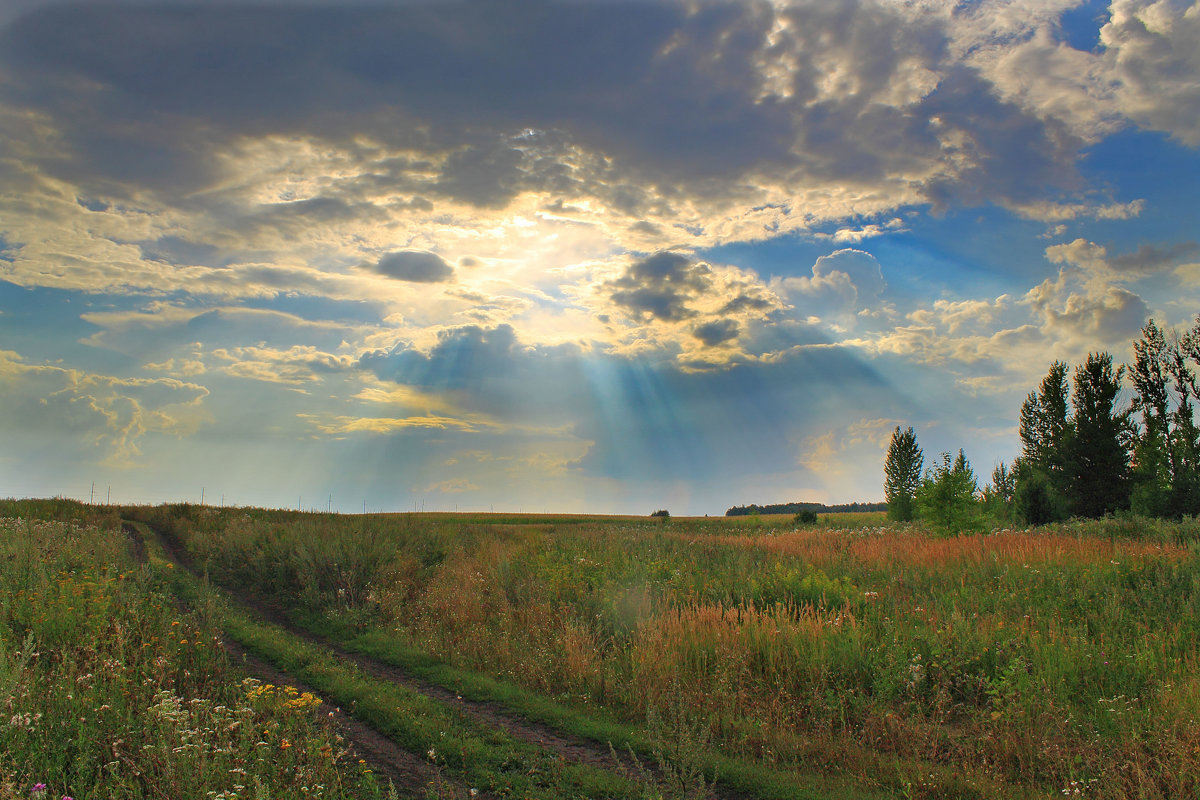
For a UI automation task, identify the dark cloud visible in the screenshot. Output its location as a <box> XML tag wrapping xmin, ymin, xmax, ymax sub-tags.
<box><xmin>693</xmin><ymin>319</ymin><xmax>740</xmax><ymax>347</ymax></box>
<box><xmin>918</xmin><ymin>67</ymin><xmax>1082</xmax><ymax>209</ymax></box>
<box><xmin>360</xmin><ymin>324</ymin><xmax>521</xmax><ymax>389</ymax></box>
<box><xmin>1109</xmin><ymin>241</ymin><xmax>1198</xmax><ymax>273</ymax></box>
<box><xmin>0</xmin><ymin>0</ymin><xmax>1096</xmax><ymax>214</ymax></box>
<box><xmin>606</xmin><ymin>252</ymin><xmax>711</xmax><ymax>322</ymax></box>
<box><xmin>357</xmin><ymin>323</ymin><xmax>592</xmax><ymax>422</ymax></box>
<box><xmin>719</xmin><ymin>294</ymin><xmax>776</xmax><ymax>315</ymax></box>
<box><xmin>372</xmin><ymin>250</ymin><xmax>454</xmax><ymax>283</ymax></box>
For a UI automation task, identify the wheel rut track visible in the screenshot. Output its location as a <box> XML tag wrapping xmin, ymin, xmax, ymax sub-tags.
<box><xmin>123</xmin><ymin>522</ymin><xmax>468</xmax><ymax>800</ymax></box>
<box><xmin>143</xmin><ymin>521</ymin><xmax>750</xmax><ymax>800</ymax></box>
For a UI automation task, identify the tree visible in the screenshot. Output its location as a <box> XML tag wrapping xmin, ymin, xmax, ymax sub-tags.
<box><xmin>1067</xmin><ymin>352</ymin><xmax>1131</xmax><ymax>517</ymax></box>
<box><xmin>1014</xmin><ymin>361</ymin><xmax>1073</xmax><ymax>523</ymax></box>
<box><xmin>915</xmin><ymin>449</ymin><xmax>979</xmax><ymax>532</ymax></box>
<box><xmin>1013</xmin><ymin>459</ymin><xmax>1062</xmax><ymax>525</ymax></box>
<box><xmin>884</xmin><ymin>426</ymin><xmax>923</xmax><ymax>521</ymax></box>
<box><xmin>1019</xmin><ymin>361</ymin><xmax>1071</xmax><ymax>497</ymax></box>
<box><xmin>1129</xmin><ymin>319</ymin><xmax>1173</xmax><ymax>516</ymax></box>
<box><xmin>1166</xmin><ymin>319</ymin><xmax>1200</xmax><ymax>515</ymax></box>
<box><xmin>982</xmin><ymin>461</ymin><xmax>1016</xmax><ymax>520</ymax></box>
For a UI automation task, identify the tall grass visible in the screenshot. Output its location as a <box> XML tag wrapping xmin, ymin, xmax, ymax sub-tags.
<box><xmin>0</xmin><ymin>507</ymin><xmax>387</xmax><ymax>799</ymax></box>
<box><xmin>148</xmin><ymin>506</ymin><xmax>1200</xmax><ymax>799</ymax></box>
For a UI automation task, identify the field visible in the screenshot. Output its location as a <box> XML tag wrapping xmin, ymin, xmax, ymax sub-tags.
<box><xmin>4</xmin><ymin>502</ymin><xmax>1200</xmax><ymax>799</ymax></box>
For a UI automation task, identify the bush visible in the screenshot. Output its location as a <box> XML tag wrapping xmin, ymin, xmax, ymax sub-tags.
<box><xmin>793</xmin><ymin>509</ymin><xmax>818</xmax><ymax>525</ymax></box>
<box><xmin>650</xmin><ymin>509</ymin><xmax>670</xmax><ymax>519</ymax></box>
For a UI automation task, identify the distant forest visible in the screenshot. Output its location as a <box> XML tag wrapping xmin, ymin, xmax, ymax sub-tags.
<box><xmin>725</xmin><ymin>501</ymin><xmax>887</xmax><ymax>516</ymax></box>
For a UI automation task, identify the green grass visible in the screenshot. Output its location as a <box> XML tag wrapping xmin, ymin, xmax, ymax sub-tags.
<box><xmin>142</xmin><ymin>505</ymin><xmax>1200</xmax><ymax>797</ymax></box>
<box><xmin>0</xmin><ymin>506</ymin><xmax>386</xmax><ymax>800</ymax></box>
<box><xmin>303</xmin><ymin>614</ymin><xmax>890</xmax><ymax>800</ymax></box>
<box><xmin>132</xmin><ymin>521</ymin><xmax>665</xmax><ymax>800</ymax></box>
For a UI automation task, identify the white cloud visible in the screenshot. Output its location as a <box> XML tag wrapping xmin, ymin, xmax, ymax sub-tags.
<box><xmin>782</xmin><ymin>249</ymin><xmax>887</xmax><ymax>323</ymax></box>
<box><xmin>1102</xmin><ymin>0</ymin><xmax>1200</xmax><ymax>146</ymax></box>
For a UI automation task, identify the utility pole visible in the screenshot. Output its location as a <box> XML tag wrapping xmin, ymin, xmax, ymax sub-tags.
<box><xmin>90</xmin><ymin>482</ymin><xmax>95</xmax><ymax>504</ymax></box>
<box><xmin>106</xmin><ymin>486</ymin><xmax>111</xmax><ymax>505</ymax></box>
<box><xmin>201</xmin><ymin>487</ymin><xmax>205</xmax><ymax>505</ymax></box>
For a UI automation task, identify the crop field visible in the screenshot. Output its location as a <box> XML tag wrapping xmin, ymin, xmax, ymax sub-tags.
<box><xmin>5</xmin><ymin>502</ymin><xmax>1200</xmax><ymax>799</ymax></box>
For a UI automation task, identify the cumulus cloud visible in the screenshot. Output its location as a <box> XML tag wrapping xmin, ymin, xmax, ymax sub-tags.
<box><xmin>782</xmin><ymin>248</ymin><xmax>887</xmax><ymax>322</ymax></box>
<box><xmin>958</xmin><ymin>0</ymin><xmax>1200</xmax><ymax>150</ymax></box>
<box><xmin>372</xmin><ymin>250</ymin><xmax>455</xmax><ymax>283</ymax></box>
<box><xmin>584</xmin><ymin>251</ymin><xmax>787</xmax><ymax>365</ymax></box>
<box><xmin>1102</xmin><ymin>0</ymin><xmax>1200</xmax><ymax>146</ymax></box>
<box><xmin>798</xmin><ymin>417</ymin><xmax>902</xmax><ymax>475</ymax></box>
<box><xmin>847</xmin><ymin>238</ymin><xmax>1155</xmax><ymax>388</ymax></box>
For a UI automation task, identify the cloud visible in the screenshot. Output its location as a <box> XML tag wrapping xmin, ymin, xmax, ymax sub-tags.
<box><xmin>956</xmin><ymin>0</ymin><xmax>1200</xmax><ymax>150</ymax></box>
<box><xmin>299</xmin><ymin>413</ymin><xmax>497</xmax><ymax>435</ymax></box>
<box><xmin>0</xmin><ymin>0</ymin><xmax>1171</xmax><ymax>270</ymax></box>
<box><xmin>846</xmin><ymin>238</ymin><xmax>1154</xmax><ymax>389</ymax></box>
<box><xmin>1023</xmin><ymin>274</ymin><xmax>1149</xmax><ymax>350</ymax></box>
<box><xmin>1101</xmin><ymin>0</ymin><xmax>1200</xmax><ymax>146</ymax></box>
<box><xmin>210</xmin><ymin>345</ymin><xmax>355</xmax><ymax>386</ymax></box>
<box><xmin>1109</xmin><ymin>241</ymin><xmax>1198</xmax><ymax>273</ymax></box>
<box><xmin>693</xmin><ymin>319</ymin><xmax>740</xmax><ymax>347</ymax></box>
<box><xmin>0</xmin><ymin>348</ymin><xmax>210</xmax><ymax>466</ymax></box>
<box><xmin>798</xmin><ymin>417</ymin><xmax>902</xmax><ymax>476</ymax></box>
<box><xmin>605</xmin><ymin>252</ymin><xmax>711</xmax><ymax>323</ymax></box>
<box><xmin>1042</xmin><ymin>235</ymin><xmax>1193</xmax><ymax>288</ymax></box>
<box><xmin>584</xmin><ymin>252</ymin><xmax>786</xmax><ymax>366</ymax></box>
<box><xmin>782</xmin><ymin>248</ymin><xmax>887</xmax><ymax>320</ymax></box>
<box><xmin>371</xmin><ymin>250</ymin><xmax>455</xmax><ymax>283</ymax></box>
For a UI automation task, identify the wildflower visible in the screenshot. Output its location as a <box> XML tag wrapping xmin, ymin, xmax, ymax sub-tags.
<box><xmin>31</xmin><ymin>785</ymin><xmax>46</xmax><ymax>794</ymax></box>
<box><xmin>280</xmin><ymin>739</ymin><xmax>292</xmax><ymax>749</ymax></box>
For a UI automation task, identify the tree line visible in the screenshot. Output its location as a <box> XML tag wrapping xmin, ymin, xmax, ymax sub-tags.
<box><xmin>884</xmin><ymin>316</ymin><xmax>1200</xmax><ymax>530</ymax></box>
<box><xmin>726</xmin><ymin>501</ymin><xmax>887</xmax><ymax>517</ymax></box>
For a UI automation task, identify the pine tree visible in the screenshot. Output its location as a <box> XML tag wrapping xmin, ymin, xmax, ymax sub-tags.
<box><xmin>915</xmin><ymin>449</ymin><xmax>978</xmax><ymax>532</ymax></box>
<box><xmin>883</xmin><ymin>426</ymin><xmax>923</xmax><ymax>522</ymax></box>
<box><xmin>1167</xmin><ymin>320</ymin><xmax>1200</xmax><ymax>515</ymax></box>
<box><xmin>1015</xmin><ymin>361</ymin><xmax>1072</xmax><ymax>523</ymax></box>
<box><xmin>1019</xmin><ymin>361</ymin><xmax>1071</xmax><ymax>495</ymax></box>
<box><xmin>1068</xmin><ymin>352</ymin><xmax>1131</xmax><ymax>517</ymax></box>
<box><xmin>1129</xmin><ymin>319</ymin><xmax>1172</xmax><ymax>515</ymax></box>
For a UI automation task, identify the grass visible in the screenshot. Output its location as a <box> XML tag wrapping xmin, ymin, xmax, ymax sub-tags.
<box><xmin>0</xmin><ymin>501</ymin><xmax>388</xmax><ymax>800</ymax></box>
<box><xmin>24</xmin><ymin>499</ymin><xmax>1200</xmax><ymax>799</ymax></box>
<box><xmin>133</xmin><ymin>505</ymin><xmax>1200</xmax><ymax>799</ymax></box>
<box><xmin>130</xmin><ymin>520</ymin><xmax>674</xmax><ymax>800</ymax></box>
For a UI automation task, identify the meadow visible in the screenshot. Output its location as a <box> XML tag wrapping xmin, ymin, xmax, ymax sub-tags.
<box><xmin>0</xmin><ymin>499</ymin><xmax>391</xmax><ymax>800</ymax></box>
<box><xmin>121</xmin><ymin>505</ymin><xmax>1200</xmax><ymax>800</ymax></box>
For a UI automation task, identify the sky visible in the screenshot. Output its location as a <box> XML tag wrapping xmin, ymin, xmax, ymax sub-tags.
<box><xmin>1</xmin><ymin>0</ymin><xmax>1199</xmax><ymax>515</ymax></box>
